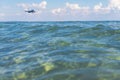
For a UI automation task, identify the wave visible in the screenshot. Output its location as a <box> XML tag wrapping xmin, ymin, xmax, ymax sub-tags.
<box><xmin>0</xmin><ymin>21</ymin><xmax>120</xmax><ymax>80</ymax></box>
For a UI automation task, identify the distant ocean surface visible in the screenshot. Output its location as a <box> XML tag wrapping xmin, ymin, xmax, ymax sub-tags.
<box><xmin>0</xmin><ymin>21</ymin><xmax>120</xmax><ymax>80</ymax></box>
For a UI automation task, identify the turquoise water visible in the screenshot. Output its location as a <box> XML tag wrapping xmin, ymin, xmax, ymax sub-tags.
<box><xmin>0</xmin><ymin>21</ymin><xmax>120</xmax><ymax>80</ymax></box>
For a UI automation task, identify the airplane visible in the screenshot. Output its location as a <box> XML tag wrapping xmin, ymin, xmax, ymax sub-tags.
<box><xmin>25</xmin><ymin>9</ymin><xmax>36</xmax><ymax>13</ymax></box>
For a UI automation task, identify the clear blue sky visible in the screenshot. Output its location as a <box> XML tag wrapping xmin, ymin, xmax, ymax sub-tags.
<box><xmin>0</xmin><ymin>0</ymin><xmax>120</xmax><ymax>21</ymax></box>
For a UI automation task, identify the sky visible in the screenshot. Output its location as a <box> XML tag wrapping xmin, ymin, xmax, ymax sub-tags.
<box><xmin>0</xmin><ymin>0</ymin><xmax>120</xmax><ymax>21</ymax></box>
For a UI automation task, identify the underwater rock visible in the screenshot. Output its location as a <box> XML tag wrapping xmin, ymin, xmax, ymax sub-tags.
<box><xmin>75</xmin><ymin>50</ymin><xmax>88</xmax><ymax>53</ymax></box>
<box><xmin>88</xmin><ymin>62</ymin><xmax>97</xmax><ymax>67</ymax></box>
<box><xmin>13</xmin><ymin>57</ymin><xmax>24</xmax><ymax>64</ymax></box>
<box><xmin>42</xmin><ymin>62</ymin><xmax>55</xmax><ymax>72</ymax></box>
<box><xmin>107</xmin><ymin>56</ymin><xmax>120</xmax><ymax>60</ymax></box>
<box><xmin>115</xmin><ymin>56</ymin><xmax>120</xmax><ymax>60</ymax></box>
<box><xmin>16</xmin><ymin>73</ymin><xmax>27</xmax><ymax>80</ymax></box>
<box><xmin>58</xmin><ymin>40</ymin><xmax>70</xmax><ymax>46</ymax></box>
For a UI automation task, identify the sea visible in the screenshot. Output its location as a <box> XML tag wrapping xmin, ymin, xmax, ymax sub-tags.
<box><xmin>0</xmin><ymin>21</ymin><xmax>120</xmax><ymax>80</ymax></box>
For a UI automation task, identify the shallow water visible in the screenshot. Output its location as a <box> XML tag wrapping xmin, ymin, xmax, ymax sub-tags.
<box><xmin>0</xmin><ymin>21</ymin><xmax>120</xmax><ymax>80</ymax></box>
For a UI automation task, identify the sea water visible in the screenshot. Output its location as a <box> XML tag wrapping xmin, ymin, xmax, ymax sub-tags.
<box><xmin>0</xmin><ymin>21</ymin><xmax>120</xmax><ymax>80</ymax></box>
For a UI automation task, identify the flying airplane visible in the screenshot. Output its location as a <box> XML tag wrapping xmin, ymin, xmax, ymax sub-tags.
<box><xmin>25</xmin><ymin>9</ymin><xmax>36</xmax><ymax>13</ymax></box>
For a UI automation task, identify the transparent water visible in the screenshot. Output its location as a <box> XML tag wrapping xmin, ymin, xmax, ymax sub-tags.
<box><xmin>0</xmin><ymin>21</ymin><xmax>120</xmax><ymax>80</ymax></box>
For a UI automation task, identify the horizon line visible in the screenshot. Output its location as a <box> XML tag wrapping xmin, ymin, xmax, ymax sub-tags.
<box><xmin>0</xmin><ymin>20</ymin><xmax>120</xmax><ymax>22</ymax></box>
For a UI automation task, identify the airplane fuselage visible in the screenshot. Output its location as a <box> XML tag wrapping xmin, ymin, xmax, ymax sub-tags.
<box><xmin>25</xmin><ymin>10</ymin><xmax>35</xmax><ymax>13</ymax></box>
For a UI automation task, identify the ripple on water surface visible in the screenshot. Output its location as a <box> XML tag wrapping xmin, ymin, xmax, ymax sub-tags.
<box><xmin>0</xmin><ymin>21</ymin><xmax>120</xmax><ymax>80</ymax></box>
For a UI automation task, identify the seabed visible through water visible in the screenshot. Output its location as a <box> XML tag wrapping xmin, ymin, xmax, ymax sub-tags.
<box><xmin>0</xmin><ymin>21</ymin><xmax>120</xmax><ymax>80</ymax></box>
